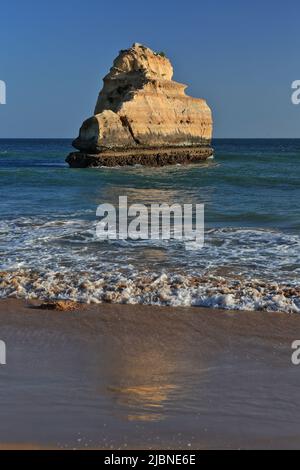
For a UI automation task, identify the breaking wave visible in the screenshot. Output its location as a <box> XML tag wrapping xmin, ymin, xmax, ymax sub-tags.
<box><xmin>0</xmin><ymin>269</ymin><xmax>300</xmax><ymax>313</ymax></box>
<box><xmin>1</xmin><ymin>215</ymin><xmax>299</xmax><ymax>313</ymax></box>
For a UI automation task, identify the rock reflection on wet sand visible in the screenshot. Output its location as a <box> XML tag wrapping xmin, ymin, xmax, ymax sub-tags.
<box><xmin>1</xmin><ymin>299</ymin><xmax>300</xmax><ymax>449</ymax></box>
<box><xmin>108</xmin><ymin>384</ymin><xmax>178</xmax><ymax>422</ymax></box>
<box><xmin>105</xmin><ymin>343</ymin><xmax>182</xmax><ymax>422</ymax></box>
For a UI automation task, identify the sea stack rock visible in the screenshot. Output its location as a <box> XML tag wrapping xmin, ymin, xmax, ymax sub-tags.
<box><xmin>67</xmin><ymin>43</ymin><xmax>213</xmax><ymax>167</ymax></box>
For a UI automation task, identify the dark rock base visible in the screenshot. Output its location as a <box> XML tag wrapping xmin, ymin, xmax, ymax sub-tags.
<box><xmin>66</xmin><ymin>146</ymin><xmax>214</xmax><ymax>168</ymax></box>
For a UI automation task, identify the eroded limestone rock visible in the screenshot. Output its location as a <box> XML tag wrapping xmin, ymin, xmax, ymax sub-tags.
<box><xmin>68</xmin><ymin>43</ymin><xmax>213</xmax><ymax>166</ymax></box>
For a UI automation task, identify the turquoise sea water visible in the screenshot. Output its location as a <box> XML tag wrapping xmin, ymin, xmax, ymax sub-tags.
<box><xmin>0</xmin><ymin>139</ymin><xmax>299</xmax><ymax>312</ymax></box>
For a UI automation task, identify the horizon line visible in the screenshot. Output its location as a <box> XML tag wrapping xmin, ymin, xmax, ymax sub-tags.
<box><xmin>0</xmin><ymin>137</ymin><xmax>299</xmax><ymax>140</ymax></box>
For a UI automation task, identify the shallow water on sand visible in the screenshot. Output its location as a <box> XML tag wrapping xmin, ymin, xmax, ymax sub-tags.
<box><xmin>0</xmin><ymin>301</ymin><xmax>300</xmax><ymax>450</ymax></box>
<box><xmin>0</xmin><ymin>139</ymin><xmax>299</xmax><ymax>312</ymax></box>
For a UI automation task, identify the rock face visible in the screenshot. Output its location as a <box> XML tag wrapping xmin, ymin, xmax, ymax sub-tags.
<box><xmin>67</xmin><ymin>43</ymin><xmax>213</xmax><ymax>167</ymax></box>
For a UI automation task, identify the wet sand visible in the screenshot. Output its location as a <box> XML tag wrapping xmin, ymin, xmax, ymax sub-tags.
<box><xmin>0</xmin><ymin>298</ymin><xmax>300</xmax><ymax>450</ymax></box>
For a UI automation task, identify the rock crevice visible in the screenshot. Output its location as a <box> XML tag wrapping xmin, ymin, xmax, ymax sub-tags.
<box><xmin>119</xmin><ymin>115</ymin><xmax>141</xmax><ymax>145</ymax></box>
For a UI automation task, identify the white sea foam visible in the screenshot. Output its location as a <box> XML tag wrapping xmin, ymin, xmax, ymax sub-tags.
<box><xmin>0</xmin><ymin>269</ymin><xmax>299</xmax><ymax>314</ymax></box>
<box><xmin>0</xmin><ymin>217</ymin><xmax>299</xmax><ymax>313</ymax></box>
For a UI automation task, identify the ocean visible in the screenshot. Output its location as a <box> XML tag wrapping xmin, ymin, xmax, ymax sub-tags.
<box><xmin>0</xmin><ymin>138</ymin><xmax>299</xmax><ymax>313</ymax></box>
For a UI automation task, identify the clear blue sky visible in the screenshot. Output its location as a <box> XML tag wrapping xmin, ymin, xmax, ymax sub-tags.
<box><xmin>0</xmin><ymin>0</ymin><xmax>299</xmax><ymax>138</ymax></box>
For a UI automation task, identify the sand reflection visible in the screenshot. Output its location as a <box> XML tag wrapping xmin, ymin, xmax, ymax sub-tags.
<box><xmin>107</xmin><ymin>345</ymin><xmax>180</xmax><ymax>422</ymax></box>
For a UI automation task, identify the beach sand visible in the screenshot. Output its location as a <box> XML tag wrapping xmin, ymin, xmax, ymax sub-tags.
<box><xmin>0</xmin><ymin>298</ymin><xmax>300</xmax><ymax>450</ymax></box>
